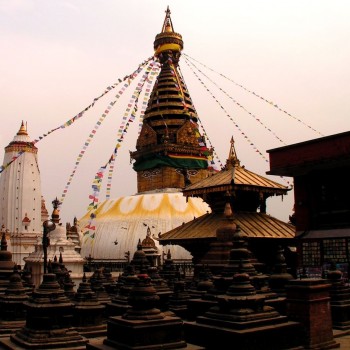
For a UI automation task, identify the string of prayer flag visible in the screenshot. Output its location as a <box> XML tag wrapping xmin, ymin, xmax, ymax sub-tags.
<box><xmin>183</xmin><ymin>56</ymin><xmax>287</xmax><ymax>146</ymax></box>
<box><xmin>84</xmin><ymin>59</ymin><xmax>160</xmax><ymax>238</ymax></box>
<box><xmin>0</xmin><ymin>56</ymin><xmax>154</xmax><ymax>176</ymax></box>
<box><xmin>183</xmin><ymin>53</ymin><xmax>323</xmax><ymax>137</ymax></box>
<box><xmin>59</xmin><ymin>58</ymin><xmax>154</xmax><ymax>205</ymax></box>
<box><xmin>182</xmin><ymin>56</ymin><xmax>270</xmax><ymax>165</ymax></box>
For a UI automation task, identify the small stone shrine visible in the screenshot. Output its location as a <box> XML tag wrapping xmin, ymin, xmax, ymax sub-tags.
<box><xmin>72</xmin><ymin>273</ymin><xmax>107</xmax><ymax>338</ymax></box>
<box><xmin>184</xmin><ymin>267</ymin><xmax>303</xmax><ymax>349</ymax></box>
<box><xmin>24</xmin><ymin>198</ymin><xmax>85</xmax><ymax>289</ymax></box>
<box><xmin>327</xmin><ymin>263</ymin><xmax>350</xmax><ymax>330</ymax></box>
<box><xmin>268</xmin><ymin>245</ymin><xmax>294</xmax><ymax>296</ymax></box>
<box><xmin>0</xmin><ymin>273</ymin><xmax>88</xmax><ymax>349</ymax></box>
<box><xmin>105</xmin><ymin>273</ymin><xmax>138</xmax><ymax>317</ymax></box>
<box><xmin>105</xmin><ymin>264</ymin><xmax>137</xmax><ymax>316</ymax></box>
<box><xmin>87</xmin><ymin>273</ymin><xmax>201</xmax><ymax>350</ymax></box>
<box><xmin>66</xmin><ymin>217</ymin><xmax>81</xmax><ymax>254</ymax></box>
<box><xmin>88</xmin><ymin>268</ymin><xmax>111</xmax><ymax>306</ymax></box>
<box><xmin>141</xmin><ymin>226</ymin><xmax>161</xmax><ymax>266</ymax></box>
<box><xmin>0</xmin><ymin>268</ymin><xmax>29</xmax><ymax>337</ymax></box>
<box><xmin>129</xmin><ymin>239</ymin><xmax>150</xmax><ymax>274</ymax></box>
<box><xmin>147</xmin><ymin>265</ymin><xmax>173</xmax><ymax>312</ymax></box>
<box><xmin>168</xmin><ymin>280</ymin><xmax>192</xmax><ymax>319</ymax></box>
<box><xmin>158</xmin><ymin>249</ymin><xmax>181</xmax><ymax>289</ymax></box>
<box><xmin>197</xmin><ymin>200</ymin><xmax>235</xmax><ymax>276</ymax></box>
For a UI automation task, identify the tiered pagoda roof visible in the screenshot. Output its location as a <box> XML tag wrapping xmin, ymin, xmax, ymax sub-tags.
<box><xmin>159</xmin><ymin>137</ymin><xmax>294</xmax><ymax>245</ymax></box>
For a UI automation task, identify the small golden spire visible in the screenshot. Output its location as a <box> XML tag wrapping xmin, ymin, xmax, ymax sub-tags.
<box><xmin>154</xmin><ymin>7</ymin><xmax>183</xmax><ymax>60</ymax></box>
<box><xmin>51</xmin><ymin>197</ymin><xmax>61</xmax><ymax>224</ymax></box>
<box><xmin>162</xmin><ymin>6</ymin><xmax>173</xmax><ymax>33</ymax></box>
<box><xmin>226</xmin><ymin>136</ymin><xmax>240</xmax><ymax>169</ymax></box>
<box><xmin>17</xmin><ymin>121</ymin><xmax>28</xmax><ymax>136</ymax></box>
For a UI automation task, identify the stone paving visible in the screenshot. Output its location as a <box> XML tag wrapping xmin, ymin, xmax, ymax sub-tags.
<box><xmin>334</xmin><ymin>329</ymin><xmax>350</xmax><ymax>349</ymax></box>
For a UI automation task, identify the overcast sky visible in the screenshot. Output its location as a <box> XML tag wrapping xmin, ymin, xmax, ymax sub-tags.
<box><xmin>1</xmin><ymin>0</ymin><xmax>349</xmax><ymax>225</ymax></box>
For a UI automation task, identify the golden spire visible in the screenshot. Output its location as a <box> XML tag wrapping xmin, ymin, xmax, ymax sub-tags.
<box><xmin>17</xmin><ymin>121</ymin><xmax>28</xmax><ymax>136</ymax></box>
<box><xmin>154</xmin><ymin>6</ymin><xmax>183</xmax><ymax>62</ymax></box>
<box><xmin>162</xmin><ymin>6</ymin><xmax>174</xmax><ymax>33</ymax></box>
<box><xmin>226</xmin><ymin>136</ymin><xmax>240</xmax><ymax>169</ymax></box>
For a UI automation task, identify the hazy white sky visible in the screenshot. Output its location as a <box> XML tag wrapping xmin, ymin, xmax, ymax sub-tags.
<box><xmin>1</xmin><ymin>0</ymin><xmax>349</xmax><ymax>224</ymax></box>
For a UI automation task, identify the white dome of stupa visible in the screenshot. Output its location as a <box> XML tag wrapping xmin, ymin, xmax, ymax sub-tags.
<box><xmin>78</xmin><ymin>190</ymin><xmax>211</xmax><ymax>261</ymax></box>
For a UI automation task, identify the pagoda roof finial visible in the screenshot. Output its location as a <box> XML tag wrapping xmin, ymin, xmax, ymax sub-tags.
<box><xmin>226</xmin><ymin>136</ymin><xmax>240</xmax><ymax>169</ymax></box>
<box><xmin>162</xmin><ymin>6</ymin><xmax>173</xmax><ymax>33</ymax></box>
<box><xmin>51</xmin><ymin>197</ymin><xmax>61</xmax><ymax>224</ymax></box>
<box><xmin>17</xmin><ymin>121</ymin><xmax>28</xmax><ymax>136</ymax></box>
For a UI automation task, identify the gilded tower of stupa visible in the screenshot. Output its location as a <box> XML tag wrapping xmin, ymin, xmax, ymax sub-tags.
<box><xmin>131</xmin><ymin>7</ymin><xmax>213</xmax><ymax>193</ymax></box>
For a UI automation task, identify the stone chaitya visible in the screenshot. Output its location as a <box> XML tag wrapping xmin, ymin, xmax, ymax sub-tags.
<box><xmin>0</xmin><ymin>268</ymin><xmax>29</xmax><ymax>337</ymax></box>
<box><xmin>327</xmin><ymin>262</ymin><xmax>350</xmax><ymax>330</ymax></box>
<box><xmin>87</xmin><ymin>273</ymin><xmax>201</xmax><ymax>350</ymax></box>
<box><xmin>158</xmin><ymin>249</ymin><xmax>182</xmax><ymax>289</ymax></box>
<box><xmin>105</xmin><ymin>265</ymin><xmax>138</xmax><ymax>317</ymax></box>
<box><xmin>184</xmin><ymin>265</ymin><xmax>303</xmax><ymax>349</ymax></box>
<box><xmin>0</xmin><ymin>273</ymin><xmax>88</xmax><ymax>349</ymax></box>
<box><xmin>66</xmin><ymin>217</ymin><xmax>81</xmax><ymax>254</ymax></box>
<box><xmin>72</xmin><ymin>273</ymin><xmax>107</xmax><ymax>339</ymax></box>
<box><xmin>147</xmin><ymin>265</ymin><xmax>173</xmax><ymax>313</ymax></box>
<box><xmin>24</xmin><ymin>198</ymin><xmax>85</xmax><ymax>289</ymax></box>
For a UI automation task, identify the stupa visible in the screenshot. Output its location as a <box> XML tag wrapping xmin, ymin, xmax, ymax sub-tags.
<box><xmin>78</xmin><ymin>6</ymin><xmax>214</xmax><ymax>263</ymax></box>
<box><xmin>0</xmin><ymin>268</ymin><xmax>29</xmax><ymax>337</ymax></box>
<box><xmin>87</xmin><ymin>273</ymin><xmax>199</xmax><ymax>350</ymax></box>
<box><xmin>0</xmin><ymin>122</ymin><xmax>48</xmax><ymax>267</ymax></box>
<box><xmin>184</xmin><ymin>267</ymin><xmax>303</xmax><ymax>349</ymax></box>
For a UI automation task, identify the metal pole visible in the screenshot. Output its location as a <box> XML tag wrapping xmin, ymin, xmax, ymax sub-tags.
<box><xmin>42</xmin><ymin>220</ymin><xmax>55</xmax><ymax>274</ymax></box>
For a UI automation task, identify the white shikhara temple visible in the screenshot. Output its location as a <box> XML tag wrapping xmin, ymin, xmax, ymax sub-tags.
<box><xmin>0</xmin><ymin>122</ymin><xmax>47</xmax><ymax>267</ymax></box>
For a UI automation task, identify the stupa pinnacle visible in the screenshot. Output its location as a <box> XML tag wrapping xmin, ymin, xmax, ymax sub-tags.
<box><xmin>131</xmin><ymin>6</ymin><xmax>213</xmax><ymax>193</ymax></box>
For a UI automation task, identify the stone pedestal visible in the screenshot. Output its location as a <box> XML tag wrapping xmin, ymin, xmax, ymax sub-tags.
<box><xmin>286</xmin><ymin>278</ymin><xmax>340</xmax><ymax>349</ymax></box>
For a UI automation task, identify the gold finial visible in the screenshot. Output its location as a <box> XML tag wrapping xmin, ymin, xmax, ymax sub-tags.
<box><xmin>17</xmin><ymin>120</ymin><xmax>28</xmax><ymax>136</ymax></box>
<box><xmin>225</xmin><ymin>136</ymin><xmax>240</xmax><ymax>169</ymax></box>
<box><xmin>154</xmin><ymin>7</ymin><xmax>183</xmax><ymax>60</ymax></box>
<box><xmin>51</xmin><ymin>197</ymin><xmax>61</xmax><ymax>223</ymax></box>
<box><xmin>163</xmin><ymin>6</ymin><xmax>173</xmax><ymax>33</ymax></box>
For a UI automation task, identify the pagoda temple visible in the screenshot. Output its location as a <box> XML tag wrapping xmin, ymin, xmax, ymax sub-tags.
<box><xmin>159</xmin><ymin>136</ymin><xmax>296</xmax><ymax>272</ymax></box>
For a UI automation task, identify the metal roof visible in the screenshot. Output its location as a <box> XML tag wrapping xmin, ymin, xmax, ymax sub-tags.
<box><xmin>158</xmin><ymin>211</ymin><xmax>295</xmax><ymax>243</ymax></box>
<box><xmin>183</xmin><ymin>165</ymin><xmax>289</xmax><ymax>196</ymax></box>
